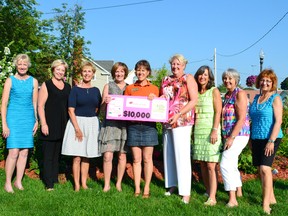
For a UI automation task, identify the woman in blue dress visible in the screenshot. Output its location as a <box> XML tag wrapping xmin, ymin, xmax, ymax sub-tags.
<box><xmin>1</xmin><ymin>54</ymin><xmax>38</xmax><ymax>193</ymax></box>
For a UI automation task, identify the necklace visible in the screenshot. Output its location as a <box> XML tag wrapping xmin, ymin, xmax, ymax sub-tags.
<box><xmin>80</xmin><ymin>82</ymin><xmax>91</xmax><ymax>94</ymax></box>
<box><xmin>256</xmin><ymin>94</ymin><xmax>272</xmax><ymax>110</ymax></box>
<box><xmin>223</xmin><ymin>88</ymin><xmax>236</xmax><ymax>106</ymax></box>
<box><xmin>15</xmin><ymin>74</ymin><xmax>28</xmax><ymax>81</ymax></box>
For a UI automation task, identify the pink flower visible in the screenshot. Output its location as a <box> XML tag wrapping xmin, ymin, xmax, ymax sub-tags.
<box><xmin>246</xmin><ymin>75</ymin><xmax>258</xmax><ymax>87</ymax></box>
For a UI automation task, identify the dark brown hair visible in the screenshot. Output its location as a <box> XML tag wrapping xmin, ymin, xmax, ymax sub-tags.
<box><xmin>134</xmin><ymin>60</ymin><xmax>152</xmax><ymax>76</ymax></box>
<box><xmin>194</xmin><ymin>65</ymin><xmax>215</xmax><ymax>92</ymax></box>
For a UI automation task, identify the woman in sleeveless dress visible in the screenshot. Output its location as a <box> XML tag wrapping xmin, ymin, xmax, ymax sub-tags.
<box><xmin>98</xmin><ymin>62</ymin><xmax>128</xmax><ymax>192</ymax></box>
<box><xmin>193</xmin><ymin>65</ymin><xmax>222</xmax><ymax>206</ymax></box>
<box><xmin>38</xmin><ymin>59</ymin><xmax>71</xmax><ymax>191</ymax></box>
<box><xmin>1</xmin><ymin>54</ymin><xmax>38</xmax><ymax>193</ymax></box>
<box><xmin>249</xmin><ymin>69</ymin><xmax>283</xmax><ymax>215</ymax></box>
<box><xmin>161</xmin><ymin>54</ymin><xmax>198</xmax><ymax>204</ymax></box>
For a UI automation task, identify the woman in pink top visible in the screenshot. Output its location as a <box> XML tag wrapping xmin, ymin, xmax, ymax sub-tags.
<box><xmin>160</xmin><ymin>54</ymin><xmax>198</xmax><ymax>204</ymax></box>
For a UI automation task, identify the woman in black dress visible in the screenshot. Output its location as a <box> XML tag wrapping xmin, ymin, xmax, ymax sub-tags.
<box><xmin>38</xmin><ymin>59</ymin><xmax>71</xmax><ymax>191</ymax></box>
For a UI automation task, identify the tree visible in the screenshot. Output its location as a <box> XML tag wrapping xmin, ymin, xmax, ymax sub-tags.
<box><xmin>0</xmin><ymin>44</ymin><xmax>15</xmax><ymax>94</ymax></box>
<box><xmin>71</xmin><ymin>37</ymin><xmax>84</xmax><ymax>85</ymax></box>
<box><xmin>0</xmin><ymin>0</ymin><xmax>58</xmax><ymax>83</ymax></box>
<box><xmin>0</xmin><ymin>2</ymin><xmax>91</xmax><ymax>84</ymax></box>
<box><xmin>281</xmin><ymin>77</ymin><xmax>288</xmax><ymax>90</ymax></box>
<box><xmin>0</xmin><ymin>0</ymin><xmax>44</xmax><ymax>54</ymax></box>
<box><xmin>151</xmin><ymin>65</ymin><xmax>170</xmax><ymax>88</ymax></box>
<box><xmin>217</xmin><ymin>83</ymin><xmax>227</xmax><ymax>93</ymax></box>
<box><xmin>51</xmin><ymin>3</ymin><xmax>90</xmax><ymax>84</ymax></box>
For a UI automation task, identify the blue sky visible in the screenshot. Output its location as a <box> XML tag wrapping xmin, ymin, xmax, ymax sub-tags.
<box><xmin>37</xmin><ymin>0</ymin><xmax>288</xmax><ymax>87</ymax></box>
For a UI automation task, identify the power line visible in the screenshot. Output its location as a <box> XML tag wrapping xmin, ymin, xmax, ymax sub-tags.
<box><xmin>188</xmin><ymin>57</ymin><xmax>213</xmax><ymax>64</ymax></box>
<box><xmin>217</xmin><ymin>11</ymin><xmax>288</xmax><ymax>57</ymax></box>
<box><xmin>43</xmin><ymin>0</ymin><xmax>164</xmax><ymax>15</ymax></box>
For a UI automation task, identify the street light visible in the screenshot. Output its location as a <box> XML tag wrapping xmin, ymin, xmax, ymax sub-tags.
<box><xmin>259</xmin><ymin>49</ymin><xmax>264</xmax><ymax>73</ymax></box>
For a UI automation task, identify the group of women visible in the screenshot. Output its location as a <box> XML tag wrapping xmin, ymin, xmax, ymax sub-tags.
<box><xmin>1</xmin><ymin>53</ymin><xmax>283</xmax><ymax>214</ymax></box>
<box><xmin>192</xmin><ymin>66</ymin><xmax>282</xmax><ymax>215</ymax></box>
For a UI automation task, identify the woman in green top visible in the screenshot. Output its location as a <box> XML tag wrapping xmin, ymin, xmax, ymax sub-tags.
<box><xmin>193</xmin><ymin>65</ymin><xmax>222</xmax><ymax>206</ymax></box>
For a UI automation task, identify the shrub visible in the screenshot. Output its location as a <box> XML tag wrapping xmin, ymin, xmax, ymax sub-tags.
<box><xmin>278</xmin><ymin>109</ymin><xmax>288</xmax><ymax>157</ymax></box>
<box><xmin>0</xmin><ymin>118</ymin><xmax>7</xmax><ymax>160</ymax></box>
<box><xmin>238</xmin><ymin>146</ymin><xmax>257</xmax><ymax>174</ymax></box>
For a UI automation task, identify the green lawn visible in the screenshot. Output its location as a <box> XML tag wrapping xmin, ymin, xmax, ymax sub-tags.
<box><xmin>0</xmin><ymin>168</ymin><xmax>287</xmax><ymax>216</ymax></box>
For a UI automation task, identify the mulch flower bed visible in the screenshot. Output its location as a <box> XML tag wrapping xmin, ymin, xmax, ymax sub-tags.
<box><xmin>0</xmin><ymin>155</ymin><xmax>287</xmax><ymax>183</ymax></box>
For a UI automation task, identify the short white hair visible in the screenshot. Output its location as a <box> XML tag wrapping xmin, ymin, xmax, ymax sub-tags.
<box><xmin>222</xmin><ymin>68</ymin><xmax>240</xmax><ymax>85</ymax></box>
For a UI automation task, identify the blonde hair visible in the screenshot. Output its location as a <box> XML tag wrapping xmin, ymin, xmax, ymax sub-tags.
<box><xmin>81</xmin><ymin>61</ymin><xmax>96</xmax><ymax>73</ymax></box>
<box><xmin>169</xmin><ymin>54</ymin><xmax>188</xmax><ymax>66</ymax></box>
<box><xmin>13</xmin><ymin>54</ymin><xmax>31</xmax><ymax>68</ymax></box>
<box><xmin>51</xmin><ymin>59</ymin><xmax>68</xmax><ymax>72</ymax></box>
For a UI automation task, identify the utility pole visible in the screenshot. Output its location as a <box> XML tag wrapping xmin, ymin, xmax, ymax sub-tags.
<box><xmin>214</xmin><ymin>48</ymin><xmax>217</xmax><ymax>87</ymax></box>
<box><xmin>259</xmin><ymin>49</ymin><xmax>264</xmax><ymax>73</ymax></box>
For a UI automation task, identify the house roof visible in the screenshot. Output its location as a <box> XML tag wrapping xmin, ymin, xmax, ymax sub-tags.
<box><xmin>94</xmin><ymin>60</ymin><xmax>114</xmax><ymax>74</ymax></box>
<box><xmin>83</xmin><ymin>56</ymin><xmax>113</xmax><ymax>76</ymax></box>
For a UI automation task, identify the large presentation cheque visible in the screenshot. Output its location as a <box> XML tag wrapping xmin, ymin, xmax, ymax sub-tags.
<box><xmin>106</xmin><ymin>95</ymin><xmax>168</xmax><ymax>122</ymax></box>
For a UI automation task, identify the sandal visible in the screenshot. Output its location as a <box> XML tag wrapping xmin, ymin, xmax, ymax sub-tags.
<box><xmin>164</xmin><ymin>187</ymin><xmax>177</xmax><ymax>196</ymax></box>
<box><xmin>226</xmin><ymin>202</ymin><xmax>238</xmax><ymax>208</ymax></box>
<box><xmin>142</xmin><ymin>193</ymin><xmax>150</xmax><ymax>199</ymax></box>
<box><xmin>263</xmin><ymin>207</ymin><xmax>271</xmax><ymax>215</ymax></box>
<box><xmin>204</xmin><ymin>198</ymin><xmax>217</xmax><ymax>206</ymax></box>
<box><xmin>134</xmin><ymin>192</ymin><xmax>141</xmax><ymax>197</ymax></box>
<box><xmin>14</xmin><ymin>183</ymin><xmax>24</xmax><ymax>191</ymax></box>
<box><xmin>181</xmin><ymin>198</ymin><xmax>189</xmax><ymax>204</ymax></box>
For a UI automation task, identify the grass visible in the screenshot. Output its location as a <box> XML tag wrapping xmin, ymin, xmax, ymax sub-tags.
<box><xmin>0</xmin><ymin>168</ymin><xmax>288</xmax><ymax>216</ymax></box>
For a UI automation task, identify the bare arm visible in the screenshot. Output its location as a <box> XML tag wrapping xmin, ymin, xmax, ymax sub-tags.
<box><xmin>37</xmin><ymin>82</ymin><xmax>49</xmax><ymax>136</ymax></box>
<box><xmin>32</xmin><ymin>78</ymin><xmax>39</xmax><ymax>136</ymax></box>
<box><xmin>264</xmin><ymin>95</ymin><xmax>283</xmax><ymax>156</ymax></box>
<box><xmin>210</xmin><ymin>87</ymin><xmax>222</xmax><ymax>144</ymax></box>
<box><xmin>224</xmin><ymin>90</ymin><xmax>248</xmax><ymax>149</ymax></box>
<box><xmin>169</xmin><ymin>74</ymin><xmax>198</xmax><ymax>125</ymax></box>
<box><xmin>99</xmin><ymin>83</ymin><xmax>110</xmax><ymax>114</ymax></box>
<box><xmin>68</xmin><ymin>107</ymin><xmax>83</xmax><ymax>142</ymax></box>
<box><xmin>1</xmin><ymin>78</ymin><xmax>12</xmax><ymax>138</ymax></box>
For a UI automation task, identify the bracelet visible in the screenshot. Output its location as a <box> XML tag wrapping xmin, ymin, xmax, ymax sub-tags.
<box><xmin>212</xmin><ymin>127</ymin><xmax>218</xmax><ymax>131</ymax></box>
<box><xmin>268</xmin><ymin>139</ymin><xmax>275</xmax><ymax>143</ymax></box>
<box><xmin>230</xmin><ymin>135</ymin><xmax>236</xmax><ymax>139</ymax></box>
<box><xmin>178</xmin><ymin>111</ymin><xmax>182</xmax><ymax>117</ymax></box>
